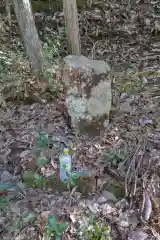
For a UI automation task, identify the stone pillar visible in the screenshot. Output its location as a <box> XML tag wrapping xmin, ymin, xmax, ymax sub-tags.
<box><xmin>62</xmin><ymin>55</ymin><xmax>112</xmax><ymax>135</ymax></box>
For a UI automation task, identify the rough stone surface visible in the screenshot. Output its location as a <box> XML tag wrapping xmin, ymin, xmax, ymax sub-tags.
<box><xmin>62</xmin><ymin>55</ymin><xmax>112</xmax><ymax>135</ymax></box>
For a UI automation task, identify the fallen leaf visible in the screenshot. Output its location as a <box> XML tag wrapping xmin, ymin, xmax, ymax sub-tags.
<box><xmin>100</xmin><ymin>190</ymin><xmax>117</xmax><ymax>202</ymax></box>
<box><xmin>116</xmin><ymin>199</ymin><xmax>129</xmax><ymax>210</ymax></box>
<box><xmin>142</xmin><ymin>191</ymin><xmax>152</xmax><ymax>221</ymax></box>
<box><xmin>78</xmin><ymin>198</ymin><xmax>87</xmax><ymax>209</ymax></box>
<box><xmin>139</xmin><ymin>118</ymin><xmax>153</xmax><ymax>127</ymax></box>
<box><xmin>97</xmin><ymin>195</ymin><xmax>107</xmax><ymax>204</ymax></box>
<box><xmin>116</xmin><ymin>210</ymin><xmax>139</xmax><ymax>228</ymax></box>
<box><xmin>128</xmin><ymin>230</ymin><xmax>148</xmax><ymax>240</ymax></box>
<box><xmin>102</xmin><ymin>203</ymin><xmax>116</xmax><ymax>216</ymax></box>
<box><xmin>86</xmin><ymin>199</ymin><xmax>99</xmax><ymax>214</ymax></box>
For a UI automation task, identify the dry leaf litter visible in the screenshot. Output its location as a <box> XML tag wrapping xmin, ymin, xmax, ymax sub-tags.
<box><xmin>0</xmin><ymin>0</ymin><xmax>160</xmax><ymax>239</ymax></box>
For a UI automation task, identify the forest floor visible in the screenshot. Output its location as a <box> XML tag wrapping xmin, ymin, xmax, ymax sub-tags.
<box><xmin>0</xmin><ymin>0</ymin><xmax>160</xmax><ymax>239</ymax></box>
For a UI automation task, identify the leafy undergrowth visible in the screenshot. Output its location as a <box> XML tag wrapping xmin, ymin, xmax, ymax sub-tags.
<box><xmin>0</xmin><ymin>14</ymin><xmax>63</xmax><ymax>106</ymax></box>
<box><xmin>0</xmin><ymin>0</ymin><xmax>160</xmax><ymax>240</ymax></box>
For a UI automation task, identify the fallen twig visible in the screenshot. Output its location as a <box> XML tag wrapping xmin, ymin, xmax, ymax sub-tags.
<box><xmin>125</xmin><ymin>144</ymin><xmax>141</xmax><ymax>197</ymax></box>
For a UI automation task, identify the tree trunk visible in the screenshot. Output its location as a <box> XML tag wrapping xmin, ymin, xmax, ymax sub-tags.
<box><xmin>12</xmin><ymin>0</ymin><xmax>44</xmax><ymax>76</ymax></box>
<box><xmin>62</xmin><ymin>0</ymin><xmax>81</xmax><ymax>55</ymax></box>
<box><xmin>4</xmin><ymin>0</ymin><xmax>11</xmax><ymax>29</ymax></box>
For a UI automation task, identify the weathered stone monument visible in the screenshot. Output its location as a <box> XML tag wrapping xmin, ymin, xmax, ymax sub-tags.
<box><xmin>62</xmin><ymin>55</ymin><xmax>112</xmax><ymax>135</ymax></box>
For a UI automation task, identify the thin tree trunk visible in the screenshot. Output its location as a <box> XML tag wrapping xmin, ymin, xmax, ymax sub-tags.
<box><xmin>4</xmin><ymin>0</ymin><xmax>11</xmax><ymax>29</ymax></box>
<box><xmin>12</xmin><ymin>0</ymin><xmax>44</xmax><ymax>76</ymax></box>
<box><xmin>62</xmin><ymin>0</ymin><xmax>81</xmax><ymax>55</ymax></box>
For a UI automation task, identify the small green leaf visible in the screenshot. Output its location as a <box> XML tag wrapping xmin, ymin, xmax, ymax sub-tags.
<box><xmin>48</xmin><ymin>216</ymin><xmax>58</xmax><ymax>231</ymax></box>
<box><xmin>33</xmin><ymin>173</ymin><xmax>42</xmax><ymax>180</ymax></box>
<box><xmin>22</xmin><ymin>170</ymin><xmax>35</xmax><ymax>183</ymax></box>
<box><xmin>52</xmin><ymin>85</ymin><xmax>61</xmax><ymax>98</ymax></box>
<box><xmin>36</xmin><ymin>157</ymin><xmax>48</xmax><ymax>168</ymax></box>
<box><xmin>33</xmin><ymin>173</ymin><xmax>45</xmax><ymax>187</ymax></box>
<box><xmin>71</xmin><ymin>172</ymin><xmax>79</xmax><ymax>180</ymax></box>
<box><xmin>58</xmin><ymin>222</ymin><xmax>67</xmax><ymax>233</ymax></box>
<box><xmin>71</xmin><ymin>179</ymin><xmax>76</xmax><ymax>185</ymax></box>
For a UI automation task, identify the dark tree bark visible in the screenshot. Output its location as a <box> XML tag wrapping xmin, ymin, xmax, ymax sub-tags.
<box><xmin>12</xmin><ymin>0</ymin><xmax>44</xmax><ymax>76</ymax></box>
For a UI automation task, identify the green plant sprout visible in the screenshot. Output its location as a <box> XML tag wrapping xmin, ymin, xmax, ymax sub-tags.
<box><xmin>46</xmin><ymin>216</ymin><xmax>68</xmax><ymax>240</ymax></box>
<box><xmin>43</xmin><ymin>68</ymin><xmax>61</xmax><ymax>98</ymax></box>
<box><xmin>87</xmin><ymin>219</ymin><xmax>111</xmax><ymax>240</ymax></box>
<box><xmin>75</xmin><ymin>214</ymin><xmax>111</xmax><ymax>239</ymax></box>
<box><xmin>33</xmin><ymin>172</ymin><xmax>46</xmax><ymax>188</ymax></box>
<box><xmin>35</xmin><ymin>132</ymin><xmax>52</xmax><ymax>152</ymax></box>
<box><xmin>66</xmin><ymin>172</ymin><xmax>79</xmax><ymax>186</ymax></box>
<box><xmin>44</xmin><ymin>68</ymin><xmax>53</xmax><ymax>84</ymax></box>
<box><xmin>102</xmin><ymin>149</ymin><xmax>128</xmax><ymax>167</ymax></box>
<box><xmin>22</xmin><ymin>132</ymin><xmax>52</xmax><ymax>188</ymax></box>
<box><xmin>52</xmin><ymin>84</ymin><xmax>61</xmax><ymax>98</ymax></box>
<box><xmin>22</xmin><ymin>170</ymin><xmax>46</xmax><ymax>188</ymax></box>
<box><xmin>43</xmin><ymin>38</ymin><xmax>61</xmax><ymax>60</ymax></box>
